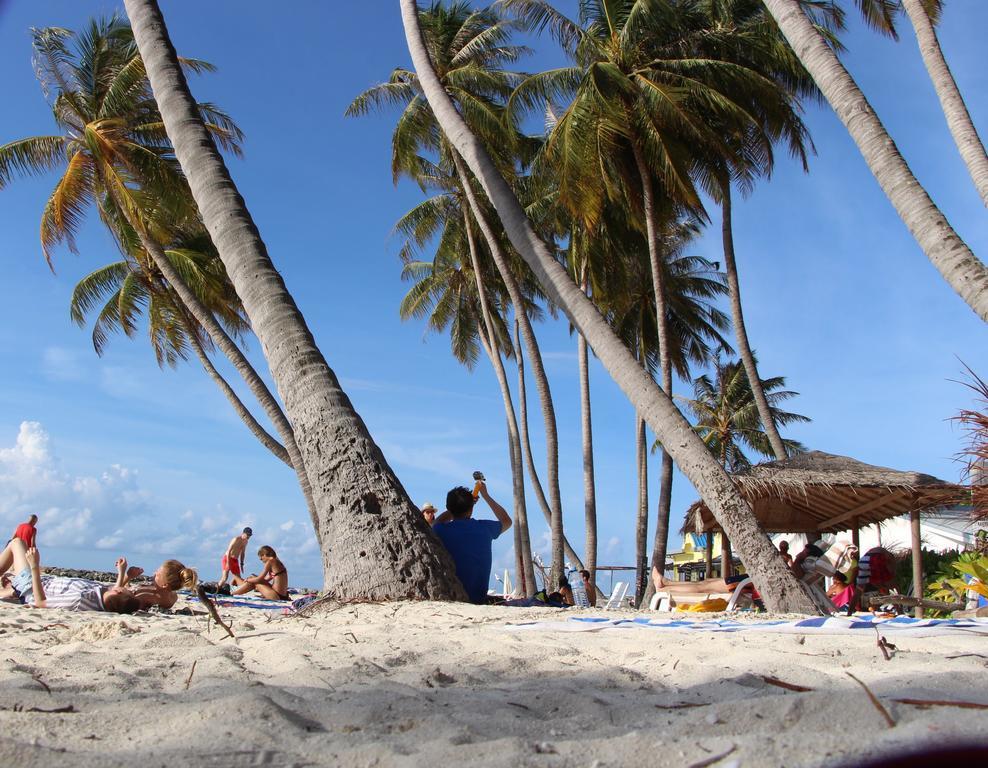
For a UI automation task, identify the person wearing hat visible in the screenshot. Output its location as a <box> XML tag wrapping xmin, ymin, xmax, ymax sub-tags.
<box><xmin>420</xmin><ymin>502</ymin><xmax>437</xmax><ymax>526</ymax></box>
<box><xmin>218</xmin><ymin>526</ymin><xmax>253</xmax><ymax>588</ymax></box>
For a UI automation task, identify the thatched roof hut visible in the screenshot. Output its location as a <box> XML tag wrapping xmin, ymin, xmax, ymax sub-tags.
<box><xmin>681</xmin><ymin>451</ymin><xmax>968</xmax><ymax>618</ymax></box>
<box><xmin>682</xmin><ymin>451</ymin><xmax>967</xmax><ymax>535</ymax></box>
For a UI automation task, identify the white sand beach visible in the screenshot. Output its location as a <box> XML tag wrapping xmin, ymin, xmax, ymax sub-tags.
<box><xmin>1</xmin><ymin>597</ymin><xmax>986</xmax><ymax>767</ymax></box>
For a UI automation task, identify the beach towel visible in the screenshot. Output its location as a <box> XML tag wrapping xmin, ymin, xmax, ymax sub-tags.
<box><xmin>186</xmin><ymin>591</ymin><xmax>297</xmax><ymax>611</ymax></box>
<box><xmin>503</xmin><ymin>614</ymin><xmax>988</xmax><ymax>638</ymax></box>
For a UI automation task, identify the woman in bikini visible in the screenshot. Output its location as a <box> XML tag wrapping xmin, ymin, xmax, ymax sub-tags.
<box><xmin>232</xmin><ymin>545</ymin><xmax>289</xmax><ymax>601</ymax></box>
<box><xmin>115</xmin><ymin>557</ymin><xmax>198</xmax><ymax>610</ymax></box>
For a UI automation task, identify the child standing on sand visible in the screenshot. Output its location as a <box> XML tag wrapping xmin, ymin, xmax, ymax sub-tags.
<box><xmin>218</xmin><ymin>527</ymin><xmax>252</xmax><ymax>588</ymax></box>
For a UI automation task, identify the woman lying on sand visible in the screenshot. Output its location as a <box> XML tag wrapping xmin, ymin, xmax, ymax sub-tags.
<box><xmin>114</xmin><ymin>557</ymin><xmax>198</xmax><ymax>610</ymax></box>
<box><xmin>233</xmin><ymin>545</ymin><xmax>288</xmax><ymax>601</ymax></box>
<box><xmin>0</xmin><ymin>539</ymin><xmax>139</xmax><ymax>613</ymax></box>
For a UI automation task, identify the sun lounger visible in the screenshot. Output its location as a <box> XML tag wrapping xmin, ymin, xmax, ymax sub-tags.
<box><xmin>648</xmin><ymin>578</ymin><xmax>755</xmax><ymax>612</ymax></box>
<box><xmin>603</xmin><ymin>581</ymin><xmax>629</xmax><ymax>610</ymax></box>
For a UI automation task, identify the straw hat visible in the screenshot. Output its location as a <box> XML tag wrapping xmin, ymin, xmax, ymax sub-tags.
<box><xmin>421</xmin><ymin>502</ymin><xmax>436</xmax><ymax>512</ymax></box>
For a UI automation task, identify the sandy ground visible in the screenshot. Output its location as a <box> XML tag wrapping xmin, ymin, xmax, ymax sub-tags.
<box><xmin>1</xmin><ymin>597</ymin><xmax>986</xmax><ymax>768</ymax></box>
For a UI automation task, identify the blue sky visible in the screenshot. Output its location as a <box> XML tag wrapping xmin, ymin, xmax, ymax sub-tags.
<box><xmin>0</xmin><ymin>1</ymin><xmax>985</xmax><ymax>590</ymax></box>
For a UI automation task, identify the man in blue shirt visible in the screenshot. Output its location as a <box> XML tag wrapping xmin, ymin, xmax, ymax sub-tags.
<box><xmin>432</xmin><ymin>481</ymin><xmax>511</xmax><ymax>604</ymax></box>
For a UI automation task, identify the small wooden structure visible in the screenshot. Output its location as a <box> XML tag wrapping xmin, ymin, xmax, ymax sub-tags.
<box><xmin>682</xmin><ymin>451</ymin><xmax>968</xmax><ymax>616</ymax></box>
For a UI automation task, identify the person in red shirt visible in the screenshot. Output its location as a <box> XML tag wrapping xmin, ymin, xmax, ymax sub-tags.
<box><xmin>11</xmin><ymin>515</ymin><xmax>37</xmax><ymax>549</ymax></box>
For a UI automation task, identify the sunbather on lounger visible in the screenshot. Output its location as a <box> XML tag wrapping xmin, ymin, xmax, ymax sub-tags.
<box><xmin>651</xmin><ymin>567</ymin><xmax>739</xmax><ymax>595</ymax></box>
<box><xmin>0</xmin><ymin>539</ymin><xmax>139</xmax><ymax>613</ymax></box>
<box><xmin>114</xmin><ymin>557</ymin><xmax>198</xmax><ymax>610</ymax></box>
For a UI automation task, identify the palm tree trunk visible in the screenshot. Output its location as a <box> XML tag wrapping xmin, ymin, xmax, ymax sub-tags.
<box><xmin>184</xmin><ymin>321</ymin><xmax>290</xmax><ymax>467</ymax></box>
<box><xmin>720</xmin><ymin>180</ymin><xmax>787</xmax><ymax>460</ymax></box>
<box><xmin>630</xmin><ymin>140</ymin><xmax>677</xmax><ymax>611</ymax></box>
<box><xmin>635</xmin><ymin>413</ymin><xmax>649</xmax><ymax>607</ymax></box>
<box><xmin>452</xmin><ymin>151</ymin><xmax>565</xmax><ymax>588</ymax></box>
<box><xmin>463</xmin><ymin>208</ymin><xmax>536</xmax><ymax>597</ymax></box>
<box><xmin>510</xmin><ymin>320</ymin><xmax>540</xmax><ymax>596</ymax></box>
<box><xmin>760</xmin><ymin>0</ymin><xmax>988</xmax><ymax>321</ymax></box>
<box><xmin>901</xmin><ymin>0</ymin><xmax>988</xmax><ymax>207</ymax></box>
<box><xmin>577</xmin><ymin>271</ymin><xmax>598</xmax><ymax>602</ymax></box>
<box><xmin>400</xmin><ymin>0</ymin><xmax>818</xmax><ymax>613</ymax></box>
<box><xmin>126</xmin><ymin>0</ymin><xmax>465</xmax><ymax>600</ymax></box>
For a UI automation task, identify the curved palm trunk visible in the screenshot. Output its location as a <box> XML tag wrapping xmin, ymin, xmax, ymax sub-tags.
<box><xmin>400</xmin><ymin>0</ymin><xmax>817</xmax><ymax>613</ymax></box>
<box><xmin>631</xmin><ymin>141</ymin><xmax>676</xmax><ymax>609</ymax></box>
<box><xmin>452</xmin><ymin>152</ymin><xmax>565</xmax><ymax>587</ymax></box>
<box><xmin>901</xmin><ymin>0</ymin><xmax>988</xmax><ymax>207</ymax></box>
<box><xmin>635</xmin><ymin>413</ymin><xmax>649</xmax><ymax>607</ymax></box>
<box><xmin>578</xmin><ymin>273</ymin><xmax>598</xmax><ymax>601</ymax></box>
<box><xmin>185</xmin><ymin>320</ymin><xmax>290</xmax><ymax>466</ymax></box>
<box><xmin>126</xmin><ymin>0</ymin><xmax>464</xmax><ymax>600</ymax></box>
<box><xmin>463</xmin><ymin>209</ymin><xmax>535</xmax><ymax>597</ymax></box>
<box><xmin>760</xmin><ymin>0</ymin><xmax>988</xmax><ymax>321</ymax></box>
<box><xmin>720</xmin><ymin>181</ymin><xmax>787</xmax><ymax>460</ymax></box>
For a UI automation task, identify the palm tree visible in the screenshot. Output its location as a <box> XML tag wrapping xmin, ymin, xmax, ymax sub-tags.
<box><xmin>847</xmin><ymin>1</ymin><xmax>988</xmax><ymax>207</ymax></box>
<box><xmin>400</xmin><ymin>0</ymin><xmax>819</xmax><ymax>613</ymax></box>
<box><xmin>123</xmin><ymin>0</ymin><xmax>464</xmax><ymax>599</ymax></box>
<box><xmin>0</xmin><ymin>16</ymin><xmax>320</xmax><ymax>530</ymax></box>
<box><xmin>395</xmin><ymin>177</ymin><xmax>538</xmax><ymax>596</ymax></box>
<box><xmin>678</xmin><ymin>357</ymin><xmax>810</xmax><ymax>472</ymax></box>
<box><xmin>348</xmin><ymin>1</ymin><xmax>569</xmax><ymax>586</ymax></box>
<box><xmin>69</xmin><ymin>225</ymin><xmax>292</xmax><ymax>466</ymax></box>
<box><xmin>898</xmin><ymin>1</ymin><xmax>988</xmax><ymax>207</ymax></box>
<box><xmin>759</xmin><ymin>0</ymin><xmax>988</xmax><ymax>320</ymax></box>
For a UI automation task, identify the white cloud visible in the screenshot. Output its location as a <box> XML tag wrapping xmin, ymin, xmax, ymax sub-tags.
<box><xmin>0</xmin><ymin>421</ymin><xmax>319</xmax><ymax>579</ymax></box>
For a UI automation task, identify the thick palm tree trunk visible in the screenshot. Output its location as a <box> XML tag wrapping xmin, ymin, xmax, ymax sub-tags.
<box><xmin>635</xmin><ymin>414</ymin><xmax>649</xmax><ymax>607</ymax></box>
<box><xmin>578</xmin><ymin>274</ymin><xmax>598</xmax><ymax>600</ymax></box>
<box><xmin>761</xmin><ymin>0</ymin><xmax>988</xmax><ymax>321</ymax></box>
<box><xmin>184</xmin><ymin>321</ymin><xmax>290</xmax><ymax>467</ymax></box>
<box><xmin>720</xmin><ymin>181</ymin><xmax>787</xmax><ymax>460</ymax></box>
<box><xmin>452</xmin><ymin>152</ymin><xmax>565</xmax><ymax>587</ymax></box>
<box><xmin>463</xmin><ymin>210</ymin><xmax>536</xmax><ymax>597</ymax></box>
<box><xmin>126</xmin><ymin>0</ymin><xmax>464</xmax><ymax>600</ymax></box>
<box><xmin>901</xmin><ymin>0</ymin><xmax>988</xmax><ymax>207</ymax></box>
<box><xmin>400</xmin><ymin>0</ymin><xmax>817</xmax><ymax>613</ymax></box>
<box><xmin>631</xmin><ymin>141</ymin><xmax>677</xmax><ymax>609</ymax></box>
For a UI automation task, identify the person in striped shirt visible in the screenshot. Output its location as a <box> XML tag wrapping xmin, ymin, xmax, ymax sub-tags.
<box><xmin>0</xmin><ymin>538</ymin><xmax>139</xmax><ymax>613</ymax></box>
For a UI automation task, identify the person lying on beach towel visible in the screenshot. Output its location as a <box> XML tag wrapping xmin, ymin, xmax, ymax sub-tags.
<box><xmin>0</xmin><ymin>539</ymin><xmax>139</xmax><ymax>613</ymax></box>
<box><xmin>232</xmin><ymin>545</ymin><xmax>289</xmax><ymax>601</ymax></box>
<box><xmin>114</xmin><ymin>557</ymin><xmax>198</xmax><ymax>610</ymax></box>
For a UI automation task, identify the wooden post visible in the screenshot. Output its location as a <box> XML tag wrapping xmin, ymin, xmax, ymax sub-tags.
<box><xmin>704</xmin><ymin>533</ymin><xmax>714</xmax><ymax>581</ymax></box>
<box><xmin>851</xmin><ymin>517</ymin><xmax>860</xmax><ymax>554</ymax></box>
<box><xmin>721</xmin><ymin>534</ymin><xmax>733</xmax><ymax>579</ymax></box>
<box><xmin>910</xmin><ymin>509</ymin><xmax>924</xmax><ymax>618</ymax></box>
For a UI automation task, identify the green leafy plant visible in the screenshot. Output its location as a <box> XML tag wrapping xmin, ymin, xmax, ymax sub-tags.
<box><xmin>929</xmin><ymin>551</ymin><xmax>988</xmax><ymax>605</ymax></box>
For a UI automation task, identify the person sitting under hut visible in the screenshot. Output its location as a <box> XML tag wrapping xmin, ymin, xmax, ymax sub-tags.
<box><xmin>0</xmin><ymin>539</ymin><xmax>139</xmax><ymax>613</ymax></box>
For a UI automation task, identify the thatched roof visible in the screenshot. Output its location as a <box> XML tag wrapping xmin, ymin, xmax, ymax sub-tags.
<box><xmin>682</xmin><ymin>451</ymin><xmax>968</xmax><ymax>535</ymax></box>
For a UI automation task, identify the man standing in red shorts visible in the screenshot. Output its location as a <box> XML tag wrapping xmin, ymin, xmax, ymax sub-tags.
<box><xmin>218</xmin><ymin>527</ymin><xmax>252</xmax><ymax>588</ymax></box>
<box><xmin>11</xmin><ymin>514</ymin><xmax>38</xmax><ymax>549</ymax></box>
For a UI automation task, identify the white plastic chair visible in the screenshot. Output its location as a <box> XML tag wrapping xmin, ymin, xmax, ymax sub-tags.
<box><xmin>603</xmin><ymin>581</ymin><xmax>629</xmax><ymax>610</ymax></box>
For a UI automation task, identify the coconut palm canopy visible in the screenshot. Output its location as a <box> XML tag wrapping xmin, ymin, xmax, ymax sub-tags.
<box><xmin>682</xmin><ymin>450</ymin><xmax>968</xmax><ymax>535</ymax></box>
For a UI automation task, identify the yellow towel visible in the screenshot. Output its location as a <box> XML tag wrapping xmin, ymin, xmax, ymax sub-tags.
<box><xmin>678</xmin><ymin>597</ymin><xmax>729</xmax><ymax>613</ymax></box>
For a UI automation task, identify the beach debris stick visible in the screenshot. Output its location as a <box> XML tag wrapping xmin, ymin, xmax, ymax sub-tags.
<box><xmin>195</xmin><ymin>585</ymin><xmax>235</xmax><ymax>638</ymax></box>
<box><xmin>892</xmin><ymin>698</ymin><xmax>988</xmax><ymax>710</ymax></box>
<box><xmin>32</xmin><ymin>674</ymin><xmax>52</xmax><ymax>695</ymax></box>
<box><xmin>687</xmin><ymin>745</ymin><xmax>737</xmax><ymax>768</ymax></box>
<box><xmin>760</xmin><ymin>675</ymin><xmax>814</xmax><ymax>693</ymax></box>
<box><xmin>874</xmin><ymin>628</ymin><xmax>894</xmax><ymax>661</ymax></box>
<box><xmin>846</xmin><ymin>672</ymin><xmax>895</xmax><ymax>728</ymax></box>
<box><xmin>1</xmin><ymin>704</ymin><xmax>76</xmax><ymax>714</ymax></box>
<box><xmin>184</xmin><ymin>659</ymin><xmax>197</xmax><ymax>690</ymax></box>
